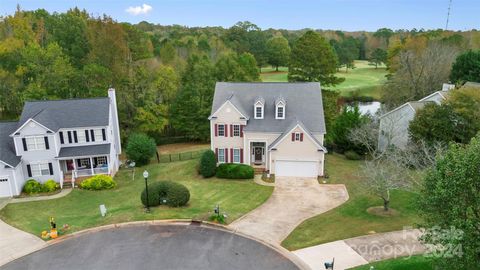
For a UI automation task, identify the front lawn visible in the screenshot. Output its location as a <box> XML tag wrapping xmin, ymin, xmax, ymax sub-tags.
<box><xmin>348</xmin><ymin>255</ymin><xmax>434</xmax><ymax>270</ymax></box>
<box><xmin>0</xmin><ymin>159</ymin><xmax>273</xmax><ymax>236</ymax></box>
<box><xmin>282</xmin><ymin>154</ymin><xmax>421</xmax><ymax>250</ymax></box>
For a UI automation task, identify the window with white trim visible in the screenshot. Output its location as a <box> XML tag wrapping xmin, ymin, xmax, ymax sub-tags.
<box><xmin>276</xmin><ymin>105</ymin><xmax>285</xmax><ymax>119</ymax></box>
<box><xmin>295</xmin><ymin>132</ymin><xmax>301</xmax><ymax>141</ymax></box>
<box><xmin>94</xmin><ymin>129</ymin><xmax>103</xmax><ymax>142</ymax></box>
<box><xmin>79</xmin><ymin>158</ymin><xmax>90</xmax><ymax>168</ymax></box>
<box><xmin>218</xmin><ymin>149</ymin><xmax>225</xmax><ymax>163</ymax></box>
<box><xmin>96</xmin><ymin>156</ymin><xmax>107</xmax><ymax>165</ymax></box>
<box><xmin>255</xmin><ymin>104</ymin><xmax>264</xmax><ymax>119</ymax></box>
<box><xmin>77</xmin><ymin>130</ymin><xmax>86</xmax><ymax>143</ymax></box>
<box><xmin>25</xmin><ymin>136</ymin><xmax>45</xmax><ymax>150</ymax></box>
<box><xmin>218</xmin><ymin>124</ymin><xmax>225</xmax><ymax>136</ymax></box>
<box><xmin>31</xmin><ymin>163</ymin><xmax>50</xmax><ymax>176</ymax></box>
<box><xmin>233</xmin><ymin>149</ymin><xmax>240</xmax><ymax>163</ymax></box>
<box><xmin>233</xmin><ymin>124</ymin><xmax>240</xmax><ymax>137</ymax></box>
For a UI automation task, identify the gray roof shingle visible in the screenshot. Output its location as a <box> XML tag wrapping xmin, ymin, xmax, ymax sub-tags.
<box><xmin>0</xmin><ymin>122</ymin><xmax>21</xmax><ymax>167</ymax></box>
<box><xmin>17</xmin><ymin>98</ymin><xmax>110</xmax><ymax>132</ymax></box>
<box><xmin>57</xmin><ymin>144</ymin><xmax>111</xmax><ymax>158</ymax></box>
<box><xmin>211</xmin><ymin>82</ymin><xmax>326</xmax><ymax>133</ymax></box>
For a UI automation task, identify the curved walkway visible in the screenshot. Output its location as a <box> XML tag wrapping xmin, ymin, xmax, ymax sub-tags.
<box><xmin>0</xmin><ymin>188</ymin><xmax>72</xmax><ymax>267</ymax></box>
<box><xmin>293</xmin><ymin>229</ymin><xmax>425</xmax><ymax>270</ymax></box>
<box><xmin>230</xmin><ymin>177</ymin><xmax>349</xmax><ymax>245</ymax></box>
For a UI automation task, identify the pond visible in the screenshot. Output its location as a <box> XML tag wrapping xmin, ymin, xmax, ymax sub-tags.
<box><xmin>348</xmin><ymin>101</ymin><xmax>382</xmax><ymax>115</ymax></box>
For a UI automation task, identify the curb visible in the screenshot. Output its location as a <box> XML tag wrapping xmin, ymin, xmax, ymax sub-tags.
<box><xmin>19</xmin><ymin>220</ymin><xmax>310</xmax><ymax>270</ymax></box>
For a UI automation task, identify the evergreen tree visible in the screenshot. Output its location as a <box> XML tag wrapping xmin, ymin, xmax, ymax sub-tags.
<box><xmin>288</xmin><ymin>31</ymin><xmax>343</xmax><ymax>85</ymax></box>
<box><xmin>450</xmin><ymin>50</ymin><xmax>480</xmax><ymax>83</ymax></box>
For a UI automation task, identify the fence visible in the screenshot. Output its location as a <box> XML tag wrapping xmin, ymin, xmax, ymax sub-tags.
<box><xmin>158</xmin><ymin>149</ymin><xmax>208</xmax><ymax>163</ymax></box>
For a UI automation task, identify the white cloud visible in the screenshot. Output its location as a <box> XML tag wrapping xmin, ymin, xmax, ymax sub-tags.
<box><xmin>125</xmin><ymin>4</ymin><xmax>153</xmax><ymax>16</ymax></box>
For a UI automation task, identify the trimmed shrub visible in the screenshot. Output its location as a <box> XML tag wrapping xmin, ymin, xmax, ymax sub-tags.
<box><xmin>80</xmin><ymin>175</ymin><xmax>116</xmax><ymax>190</ymax></box>
<box><xmin>216</xmin><ymin>164</ymin><xmax>254</xmax><ymax>179</ymax></box>
<box><xmin>141</xmin><ymin>181</ymin><xmax>190</xmax><ymax>207</ymax></box>
<box><xmin>23</xmin><ymin>179</ymin><xmax>43</xmax><ymax>194</ymax></box>
<box><xmin>125</xmin><ymin>133</ymin><xmax>157</xmax><ymax>166</ymax></box>
<box><xmin>200</xmin><ymin>150</ymin><xmax>216</xmax><ymax>178</ymax></box>
<box><xmin>345</xmin><ymin>150</ymin><xmax>362</xmax><ymax>160</ymax></box>
<box><xmin>43</xmin><ymin>179</ymin><xmax>59</xmax><ymax>192</ymax></box>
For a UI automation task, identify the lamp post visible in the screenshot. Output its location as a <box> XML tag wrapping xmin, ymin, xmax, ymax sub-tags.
<box><xmin>143</xmin><ymin>170</ymin><xmax>150</xmax><ymax>213</ymax></box>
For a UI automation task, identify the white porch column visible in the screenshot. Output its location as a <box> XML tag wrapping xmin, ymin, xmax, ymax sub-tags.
<box><xmin>72</xmin><ymin>159</ymin><xmax>77</xmax><ymax>188</ymax></box>
<box><xmin>107</xmin><ymin>156</ymin><xmax>111</xmax><ymax>175</ymax></box>
<box><xmin>90</xmin><ymin>157</ymin><xmax>94</xmax><ymax>176</ymax></box>
<box><xmin>57</xmin><ymin>160</ymin><xmax>63</xmax><ymax>189</ymax></box>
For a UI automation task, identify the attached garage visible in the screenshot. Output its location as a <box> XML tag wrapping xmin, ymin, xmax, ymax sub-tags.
<box><xmin>0</xmin><ymin>177</ymin><xmax>12</xmax><ymax>197</ymax></box>
<box><xmin>275</xmin><ymin>160</ymin><xmax>318</xmax><ymax>178</ymax></box>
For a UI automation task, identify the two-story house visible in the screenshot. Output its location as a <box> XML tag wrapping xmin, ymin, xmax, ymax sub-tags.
<box><xmin>209</xmin><ymin>82</ymin><xmax>327</xmax><ymax>178</ymax></box>
<box><xmin>0</xmin><ymin>88</ymin><xmax>121</xmax><ymax>197</ymax></box>
<box><xmin>378</xmin><ymin>83</ymin><xmax>455</xmax><ymax>151</ymax></box>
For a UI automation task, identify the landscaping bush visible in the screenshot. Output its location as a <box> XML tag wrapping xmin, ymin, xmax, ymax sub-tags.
<box><xmin>141</xmin><ymin>181</ymin><xmax>190</xmax><ymax>207</ymax></box>
<box><xmin>23</xmin><ymin>179</ymin><xmax>43</xmax><ymax>194</ymax></box>
<box><xmin>80</xmin><ymin>175</ymin><xmax>116</xmax><ymax>190</ymax></box>
<box><xmin>345</xmin><ymin>150</ymin><xmax>362</xmax><ymax>160</ymax></box>
<box><xmin>200</xmin><ymin>150</ymin><xmax>216</xmax><ymax>178</ymax></box>
<box><xmin>216</xmin><ymin>164</ymin><xmax>254</xmax><ymax>179</ymax></box>
<box><xmin>42</xmin><ymin>179</ymin><xmax>59</xmax><ymax>192</ymax></box>
<box><xmin>125</xmin><ymin>133</ymin><xmax>157</xmax><ymax>166</ymax></box>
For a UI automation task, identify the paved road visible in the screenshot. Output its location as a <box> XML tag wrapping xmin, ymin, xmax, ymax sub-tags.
<box><xmin>1</xmin><ymin>224</ymin><xmax>302</xmax><ymax>270</ymax></box>
<box><xmin>294</xmin><ymin>229</ymin><xmax>425</xmax><ymax>270</ymax></box>
<box><xmin>230</xmin><ymin>177</ymin><xmax>349</xmax><ymax>244</ymax></box>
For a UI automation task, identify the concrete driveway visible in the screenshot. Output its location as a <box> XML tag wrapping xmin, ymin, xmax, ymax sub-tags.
<box><xmin>230</xmin><ymin>177</ymin><xmax>349</xmax><ymax>244</ymax></box>
<box><xmin>0</xmin><ymin>220</ymin><xmax>46</xmax><ymax>267</ymax></box>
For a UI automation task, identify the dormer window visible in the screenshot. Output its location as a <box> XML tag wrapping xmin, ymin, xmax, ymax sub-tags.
<box><xmin>275</xmin><ymin>98</ymin><xmax>286</xmax><ymax>119</ymax></box>
<box><xmin>254</xmin><ymin>100</ymin><xmax>264</xmax><ymax>119</ymax></box>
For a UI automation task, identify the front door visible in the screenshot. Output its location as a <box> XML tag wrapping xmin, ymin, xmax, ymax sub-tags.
<box><xmin>254</xmin><ymin>147</ymin><xmax>263</xmax><ymax>163</ymax></box>
<box><xmin>66</xmin><ymin>160</ymin><xmax>74</xmax><ymax>171</ymax></box>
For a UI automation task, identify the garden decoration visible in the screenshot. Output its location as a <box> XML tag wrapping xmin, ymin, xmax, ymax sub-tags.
<box><xmin>49</xmin><ymin>217</ymin><xmax>58</xmax><ymax>239</ymax></box>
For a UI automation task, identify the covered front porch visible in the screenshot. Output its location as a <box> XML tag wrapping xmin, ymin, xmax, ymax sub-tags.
<box><xmin>57</xmin><ymin>144</ymin><xmax>111</xmax><ymax>187</ymax></box>
<box><xmin>249</xmin><ymin>142</ymin><xmax>267</xmax><ymax>174</ymax></box>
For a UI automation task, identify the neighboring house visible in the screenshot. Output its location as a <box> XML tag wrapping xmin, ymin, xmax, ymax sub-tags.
<box><xmin>209</xmin><ymin>82</ymin><xmax>327</xmax><ymax>178</ymax></box>
<box><xmin>378</xmin><ymin>83</ymin><xmax>455</xmax><ymax>150</ymax></box>
<box><xmin>0</xmin><ymin>88</ymin><xmax>121</xmax><ymax>198</ymax></box>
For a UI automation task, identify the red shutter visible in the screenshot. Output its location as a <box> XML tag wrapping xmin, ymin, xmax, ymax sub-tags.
<box><xmin>215</xmin><ymin>148</ymin><xmax>218</xmax><ymax>162</ymax></box>
<box><xmin>291</xmin><ymin>133</ymin><xmax>295</xmax><ymax>141</ymax></box>
<box><xmin>225</xmin><ymin>124</ymin><xmax>228</xmax><ymax>137</ymax></box>
<box><xmin>240</xmin><ymin>125</ymin><xmax>244</xmax><ymax>137</ymax></box>
<box><xmin>230</xmin><ymin>125</ymin><xmax>233</xmax><ymax>137</ymax></box>
<box><xmin>231</xmin><ymin>149</ymin><xmax>234</xmax><ymax>162</ymax></box>
<box><xmin>240</xmin><ymin>148</ymin><xmax>244</xmax><ymax>163</ymax></box>
<box><xmin>225</xmin><ymin>148</ymin><xmax>229</xmax><ymax>163</ymax></box>
<box><xmin>214</xmin><ymin>124</ymin><xmax>218</xmax><ymax>137</ymax></box>
<box><xmin>300</xmin><ymin>133</ymin><xmax>304</xmax><ymax>142</ymax></box>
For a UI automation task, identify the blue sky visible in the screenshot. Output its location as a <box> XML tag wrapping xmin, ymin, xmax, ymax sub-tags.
<box><xmin>0</xmin><ymin>0</ymin><xmax>478</xmax><ymax>31</ymax></box>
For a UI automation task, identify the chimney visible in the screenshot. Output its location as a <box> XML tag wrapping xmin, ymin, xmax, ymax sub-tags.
<box><xmin>442</xmin><ymin>83</ymin><xmax>455</xmax><ymax>91</ymax></box>
<box><xmin>108</xmin><ymin>88</ymin><xmax>122</xmax><ymax>156</ymax></box>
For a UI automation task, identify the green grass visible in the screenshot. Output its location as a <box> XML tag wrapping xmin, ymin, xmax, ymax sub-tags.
<box><xmin>348</xmin><ymin>255</ymin><xmax>435</xmax><ymax>270</ymax></box>
<box><xmin>281</xmin><ymin>154</ymin><xmax>421</xmax><ymax>250</ymax></box>
<box><xmin>0</xmin><ymin>159</ymin><xmax>273</xmax><ymax>237</ymax></box>
<box><xmin>260</xmin><ymin>61</ymin><xmax>387</xmax><ymax>100</ymax></box>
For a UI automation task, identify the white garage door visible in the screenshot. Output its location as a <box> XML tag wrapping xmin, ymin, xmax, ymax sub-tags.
<box><xmin>275</xmin><ymin>160</ymin><xmax>318</xmax><ymax>178</ymax></box>
<box><xmin>0</xmin><ymin>177</ymin><xmax>11</xmax><ymax>198</ymax></box>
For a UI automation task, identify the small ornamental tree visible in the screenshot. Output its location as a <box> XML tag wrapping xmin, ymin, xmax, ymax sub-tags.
<box><xmin>125</xmin><ymin>133</ymin><xmax>157</xmax><ymax>166</ymax></box>
<box><xmin>200</xmin><ymin>150</ymin><xmax>216</xmax><ymax>178</ymax></box>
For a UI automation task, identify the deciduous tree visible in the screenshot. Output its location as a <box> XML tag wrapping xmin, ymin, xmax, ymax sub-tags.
<box><xmin>266</xmin><ymin>35</ymin><xmax>290</xmax><ymax>71</ymax></box>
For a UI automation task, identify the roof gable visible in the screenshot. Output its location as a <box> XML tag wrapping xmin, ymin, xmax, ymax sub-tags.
<box><xmin>16</xmin><ymin>98</ymin><xmax>110</xmax><ymax>132</ymax></box>
<box><xmin>269</xmin><ymin>121</ymin><xmax>327</xmax><ymax>152</ymax></box>
<box><xmin>211</xmin><ymin>82</ymin><xmax>326</xmax><ymax>133</ymax></box>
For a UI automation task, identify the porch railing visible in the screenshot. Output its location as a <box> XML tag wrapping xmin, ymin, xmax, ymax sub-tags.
<box><xmin>72</xmin><ymin>167</ymin><xmax>110</xmax><ymax>179</ymax></box>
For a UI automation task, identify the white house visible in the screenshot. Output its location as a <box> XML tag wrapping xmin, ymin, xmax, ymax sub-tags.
<box><xmin>378</xmin><ymin>83</ymin><xmax>455</xmax><ymax>150</ymax></box>
<box><xmin>209</xmin><ymin>82</ymin><xmax>327</xmax><ymax>178</ymax></box>
<box><xmin>0</xmin><ymin>89</ymin><xmax>121</xmax><ymax>197</ymax></box>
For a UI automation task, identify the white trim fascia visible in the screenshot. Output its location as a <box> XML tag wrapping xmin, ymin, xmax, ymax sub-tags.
<box><xmin>0</xmin><ymin>160</ymin><xmax>14</xmax><ymax>169</ymax></box>
<box><xmin>208</xmin><ymin>100</ymin><xmax>249</xmax><ymax>120</ymax></box>
<box><xmin>210</xmin><ymin>120</ymin><xmax>214</xmax><ymax>151</ymax></box>
<box><xmin>379</xmin><ymin>103</ymin><xmax>415</xmax><ymax>119</ymax></box>
<box><xmin>269</xmin><ymin>124</ymin><xmax>327</xmax><ymax>152</ymax></box>
<box><xmin>418</xmin><ymin>91</ymin><xmax>447</xmax><ymax>102</ymax></box>
<box><xmin>10</xmin><ymin>118</ymin><xmax>54</xmax><ymax>137</ymax></box>
<box><xmin>275</xmin><ymin>158</ymin><xmax>319</xmax><ymax>162</ymax></box>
